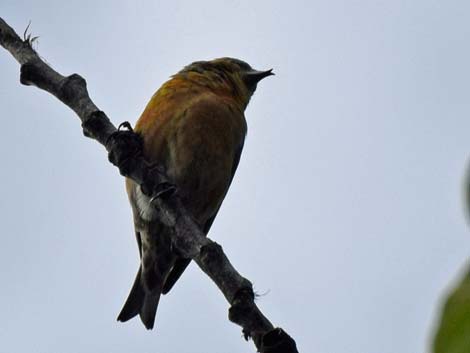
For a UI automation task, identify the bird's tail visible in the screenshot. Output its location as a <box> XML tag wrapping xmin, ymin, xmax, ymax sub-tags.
<box><xmin>117</xmin><ymin>266</ymin><xmax>162</xmax><ymax>330</ymax></box>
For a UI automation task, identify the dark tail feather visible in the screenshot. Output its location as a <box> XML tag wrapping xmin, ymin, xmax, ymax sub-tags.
<box><xmin>117</xmin><ymin>268</ymin><xmax>144</xmax><ymax>322</ymax></box>
<box><xmin>117</xmin><ymin>267</ymin><xmax>162</xmax><ymax>330</ymax></box>
<box><xmin>139</xmin><ymin>292</ymin><xmax>160</xmax><ymax>329</ymax></box>
<box><xmin>162</xmin><ymin>258</ymin><xmax>191</xmax><ymax>295</ymax></box>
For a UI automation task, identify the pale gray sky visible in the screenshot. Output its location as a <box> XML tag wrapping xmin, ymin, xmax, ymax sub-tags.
<box><xmin>1</xmin><ymin>1</ymin><xmax>470</xmax><ymax>352</ymax></box>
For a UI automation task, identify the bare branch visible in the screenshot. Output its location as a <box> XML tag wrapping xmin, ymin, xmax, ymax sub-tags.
<box><xmin>0</xmin><ymin>17</ymin><xmax>298</xmax><ymax>353</ymax></box>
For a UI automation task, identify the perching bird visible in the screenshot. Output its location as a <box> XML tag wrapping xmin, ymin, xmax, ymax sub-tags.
<box><xmin>117</xmin><ymin>57</ymin><xmax>273</xmax><ymax>329</ymax></box>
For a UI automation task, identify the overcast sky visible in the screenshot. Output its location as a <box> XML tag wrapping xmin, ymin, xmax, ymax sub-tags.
<box><xmin>1</xmin><ymin>1</ymin><xmax>470</xmax><ymax>353</ymax></box>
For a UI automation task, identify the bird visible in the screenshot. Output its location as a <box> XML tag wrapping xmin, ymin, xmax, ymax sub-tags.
<box><xmin>117</xmin><ymin>57</ymin><xmax>273</xmax><ymax>330</ymax></box>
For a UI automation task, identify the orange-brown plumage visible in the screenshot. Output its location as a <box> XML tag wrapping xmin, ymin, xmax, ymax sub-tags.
<box><xmin>118</xmin><ymin>58</ymin><xmax>273</xmax><ymax>329</ymax></box>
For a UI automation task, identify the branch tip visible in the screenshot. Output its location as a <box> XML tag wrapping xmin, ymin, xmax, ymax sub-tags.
<box><xmin>261</xmin><ymin>328</ymin><xmax>299</xmax><ymax>353</ymax></box>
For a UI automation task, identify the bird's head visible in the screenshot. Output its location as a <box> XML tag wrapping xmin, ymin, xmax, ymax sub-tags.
<box><xmin>178</xmin><ymin>57</ymin><xmax>274</xmax><ymax>108</ymax></box>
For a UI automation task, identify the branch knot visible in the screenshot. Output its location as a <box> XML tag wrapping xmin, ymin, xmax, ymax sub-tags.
<box><xmin>20</xmin><ymin>62</ymin><xmax>38</xmax><ymax>86</ymax></box>
<box><xmin>60</xmin><ymin>73</ymin><xmax>86</xmax><ymax>103</ymax></box>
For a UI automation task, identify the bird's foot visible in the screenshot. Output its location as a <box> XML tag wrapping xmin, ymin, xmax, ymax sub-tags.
<box><xmin>107</xmin><ymin>121</ymin><xmax>143</xmax><ymax>176</ymax></box>
<box><xmin>146</xmin><ymin>161</ymin><xmax>177</xmax><ymax>198</ymax></box>
<box><xmin>107</xmin><ymin>123</ymin><xmax>177</xmax><ymax>201</ymax></box>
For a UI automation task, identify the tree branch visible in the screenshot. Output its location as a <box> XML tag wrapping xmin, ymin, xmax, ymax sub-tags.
<box><xmin>0</xmin><ymin>17</ymin><xmax>298</xmax><ymax>353</ymax></box>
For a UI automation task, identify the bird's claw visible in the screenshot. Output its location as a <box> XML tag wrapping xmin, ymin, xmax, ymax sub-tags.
<box><xmin>118</xmin><ymin>121</ymin><xmax>134</xmax><ymax>132</ymax></box>
<box><xmin>149</xmin><ymin>182</ymin><xmax>177</xmax><ymax>203</ymax></box>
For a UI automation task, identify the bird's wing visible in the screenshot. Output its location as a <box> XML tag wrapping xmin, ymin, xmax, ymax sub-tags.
<box><xmin>161</xmin><ymin>141</ymin><xmax>244</xmax><ymax>295</ymax></box>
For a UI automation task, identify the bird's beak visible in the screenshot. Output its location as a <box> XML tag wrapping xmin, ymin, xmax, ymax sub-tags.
<box><xmin>243</xmin><ymin>68</ymin><xmax>275</xmax><ymax>86</ymax></box>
